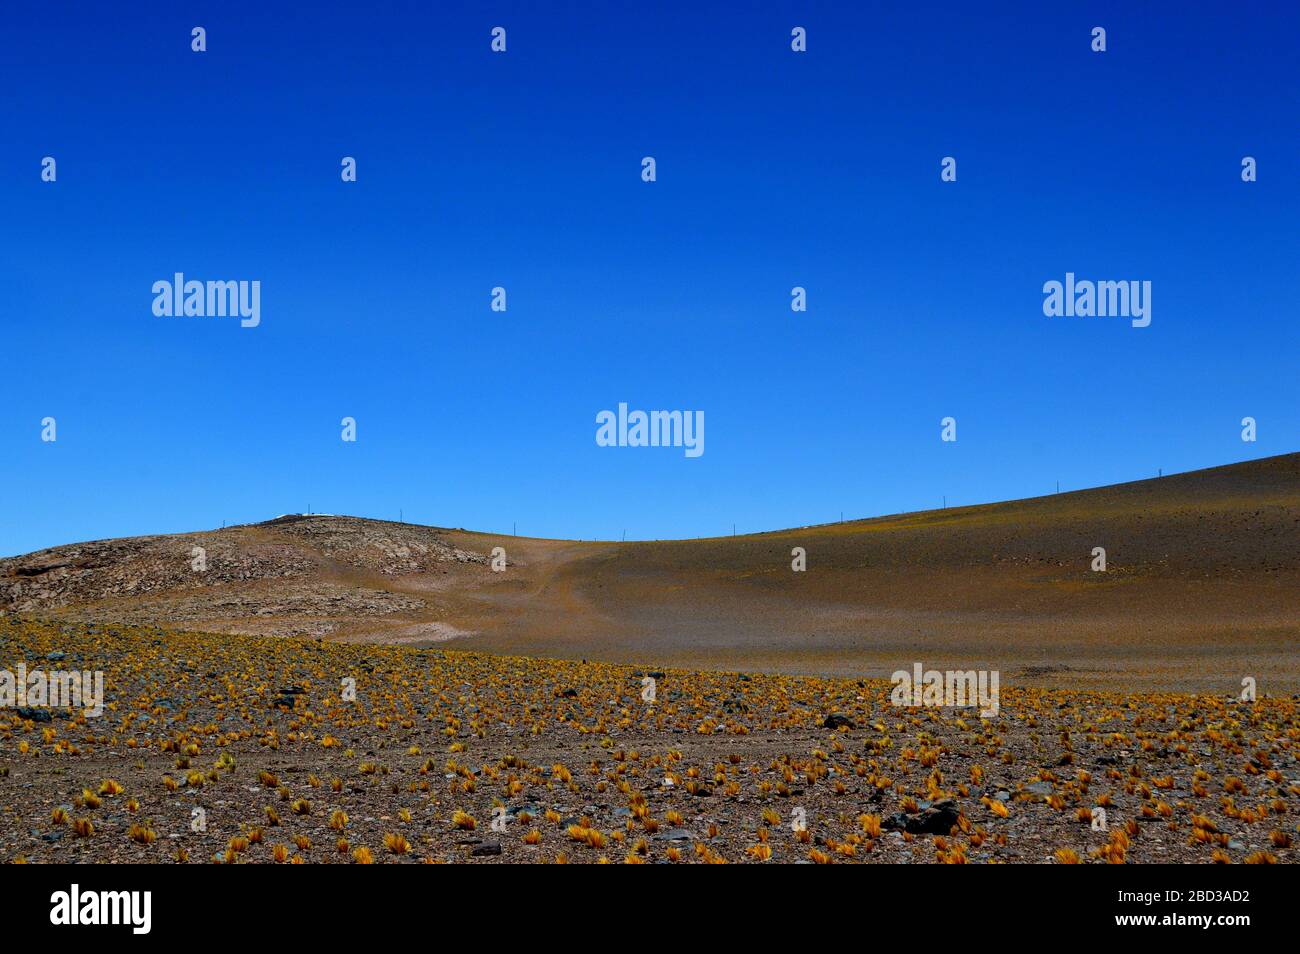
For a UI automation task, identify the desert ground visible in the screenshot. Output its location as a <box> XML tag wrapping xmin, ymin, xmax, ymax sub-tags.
<box><xmin>0</xmin><ymin>454</ymin><xmax>1296</xmax><ymax>862</ymax></box>
<box><xmin>0</xmin><ymin>617</ymin><xmax>1294</xmax><ymax>864</ymax></box>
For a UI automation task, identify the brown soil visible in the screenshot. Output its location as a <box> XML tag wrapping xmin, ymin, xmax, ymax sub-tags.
<box><xmin>4</xmin><ymin>453</ymin><xmax>1298</xmax><ymax>693</ymax></box>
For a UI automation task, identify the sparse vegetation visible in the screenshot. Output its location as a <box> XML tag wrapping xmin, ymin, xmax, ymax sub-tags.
<box><xmin>0</xmin><ymin>615</ymin><xmax>1294</xmax><ymax>864</ymax></box>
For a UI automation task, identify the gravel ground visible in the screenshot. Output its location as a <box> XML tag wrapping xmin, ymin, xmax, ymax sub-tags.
<box><xmin>2</xmin><ymin>617</ymin><xmax>1295</xmax><ymax>864</ymax></box>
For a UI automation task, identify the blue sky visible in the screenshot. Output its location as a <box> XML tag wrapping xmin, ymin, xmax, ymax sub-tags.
<box><xmin>2</xmin><ymin>2</ymin><xmax>1297</xmax><ymax>555</ymax></box>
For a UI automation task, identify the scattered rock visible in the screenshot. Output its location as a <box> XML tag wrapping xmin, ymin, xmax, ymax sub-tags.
<box><xmin>883</xmin><ymin>799</ymin><xmax>961</xmax><ymax>835</ymax></box>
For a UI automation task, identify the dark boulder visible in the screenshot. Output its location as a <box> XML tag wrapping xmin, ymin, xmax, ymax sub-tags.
<box><xmin>882</xmin><ymin>800</ymin><xmax>961</xmax><ymax>835</ymax></box>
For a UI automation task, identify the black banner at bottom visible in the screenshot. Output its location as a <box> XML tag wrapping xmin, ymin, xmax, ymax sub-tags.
<box><xmin>1</xmin><ymin>864</ymin><xmax>1277</xmax><ymax>940</ymax></box>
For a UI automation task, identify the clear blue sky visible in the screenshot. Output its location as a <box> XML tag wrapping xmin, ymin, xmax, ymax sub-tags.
<box><xmin>2</xmin><ymin>2</ymin><xmax>1297</xmax><ymax>556</ymax></box>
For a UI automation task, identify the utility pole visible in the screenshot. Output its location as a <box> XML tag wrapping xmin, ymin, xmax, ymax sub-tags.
<box><xmin>943</xmin><ymin>495</ymin><xmax>946</xmax><ymax>509</ymax></box>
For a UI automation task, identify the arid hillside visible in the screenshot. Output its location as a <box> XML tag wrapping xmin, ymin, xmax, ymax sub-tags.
<box><xmin>3</xmin><ymin>454</ymin><xmax>1298</xmax><ymax>691</ymax></box>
